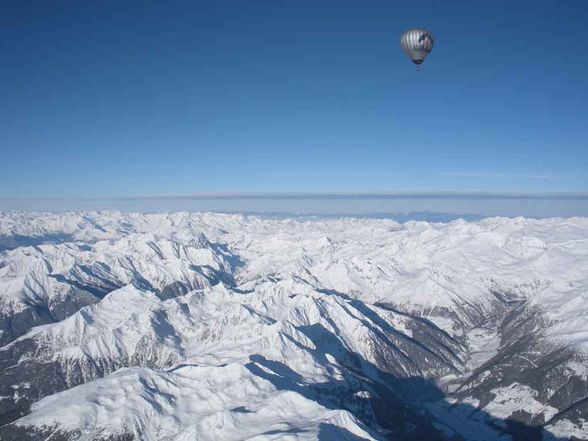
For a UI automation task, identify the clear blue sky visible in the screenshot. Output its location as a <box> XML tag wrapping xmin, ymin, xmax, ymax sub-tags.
<box><xmin>1</xmin><ymin>0</ymin><xmax>587</xmax><ymax>199</ymax></box>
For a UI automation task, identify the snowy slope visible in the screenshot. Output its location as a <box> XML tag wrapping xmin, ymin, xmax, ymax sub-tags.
<box><xmin>0</xmin><ymin>212</ymin><xmax>587</xmax><ymax>440</ymax></box>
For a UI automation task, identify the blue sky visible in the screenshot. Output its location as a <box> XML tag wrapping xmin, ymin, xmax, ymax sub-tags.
<box><xmin>1</xmin><ymin>1</ymin><xmax>587</xmax><ymax>210</ymax></box>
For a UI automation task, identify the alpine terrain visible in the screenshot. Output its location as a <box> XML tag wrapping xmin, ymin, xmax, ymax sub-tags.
<box><xmin>0</xmin><ymin>212</ymin><xmax>587</xmax><ymax>440</ymax></box>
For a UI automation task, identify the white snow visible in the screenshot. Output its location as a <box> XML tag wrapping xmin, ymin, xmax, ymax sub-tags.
<box><xmin>1</xmin><ymin>212</ymin><xmax>588</xmax><ymax>438</ymax></box>
<box><xmin>16</xmin><ymin>365</ymin><xmax>378</xmax><ymax>440</ymax></box>
<box><xmin>483</xmin><ymin>383</ymin><xmax>559</xmax><ymax>421</ymax></box>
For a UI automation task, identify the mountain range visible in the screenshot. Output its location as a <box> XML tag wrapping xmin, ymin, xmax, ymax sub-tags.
<box><xmin>0</xmin><ymin>212</ymin><xmax>586</xmax><ymax>440</ymax></box>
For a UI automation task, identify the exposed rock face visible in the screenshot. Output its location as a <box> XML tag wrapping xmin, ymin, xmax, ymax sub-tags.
<box><xmin>0</xmin><ymin>212</ymin><xmax>587</xmax><ymax>440</ymax></box>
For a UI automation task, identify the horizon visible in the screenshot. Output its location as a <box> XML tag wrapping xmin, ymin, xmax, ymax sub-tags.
<box><xmin>2</xmin><ymin>190</ymin><xmax>588</xmax><ymax>217</ymax></box>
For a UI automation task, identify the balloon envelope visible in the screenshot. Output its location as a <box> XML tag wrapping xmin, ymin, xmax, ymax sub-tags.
<box><xmin>400</xmin><ymin>28</ymin><xmax>434</xmax><ymax>65</ymax></box>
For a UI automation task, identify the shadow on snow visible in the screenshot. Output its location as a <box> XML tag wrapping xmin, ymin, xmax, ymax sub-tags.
<box><xmin>245</xmin><ymin>323</ymin><xmax>568</xmax><ymax>441</ymax></box>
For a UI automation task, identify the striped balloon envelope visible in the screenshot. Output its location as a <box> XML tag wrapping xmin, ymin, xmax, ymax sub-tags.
<box><xmin>400</xmin><ymin>28</ymin><xmax>434</xmax><ymax>68</ymax></box>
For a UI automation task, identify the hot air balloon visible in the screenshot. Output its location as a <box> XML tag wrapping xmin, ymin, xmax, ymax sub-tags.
<box><xmin>400</xmin><ymin>28</ymin><xmax>434</xmax><ymax>68</ymax></box>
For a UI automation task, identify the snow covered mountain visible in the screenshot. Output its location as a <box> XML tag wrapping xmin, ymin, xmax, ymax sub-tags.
<box><xmin>0</xmin><ymin>212</ymin><xmax>587</xmax><ymax>440</ymax></box>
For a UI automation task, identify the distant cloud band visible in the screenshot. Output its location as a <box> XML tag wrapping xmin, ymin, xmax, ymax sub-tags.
<box><xmin>3</xmin><ymin>191</ymin><xmax>588</xmax><ymax>202</ymax></box>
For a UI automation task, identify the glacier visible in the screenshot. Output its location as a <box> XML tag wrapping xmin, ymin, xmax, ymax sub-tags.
<box><xmin>0</xmin><ymin>212</ymin><xmax>587</xmax><ymax>440</ymax></box>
